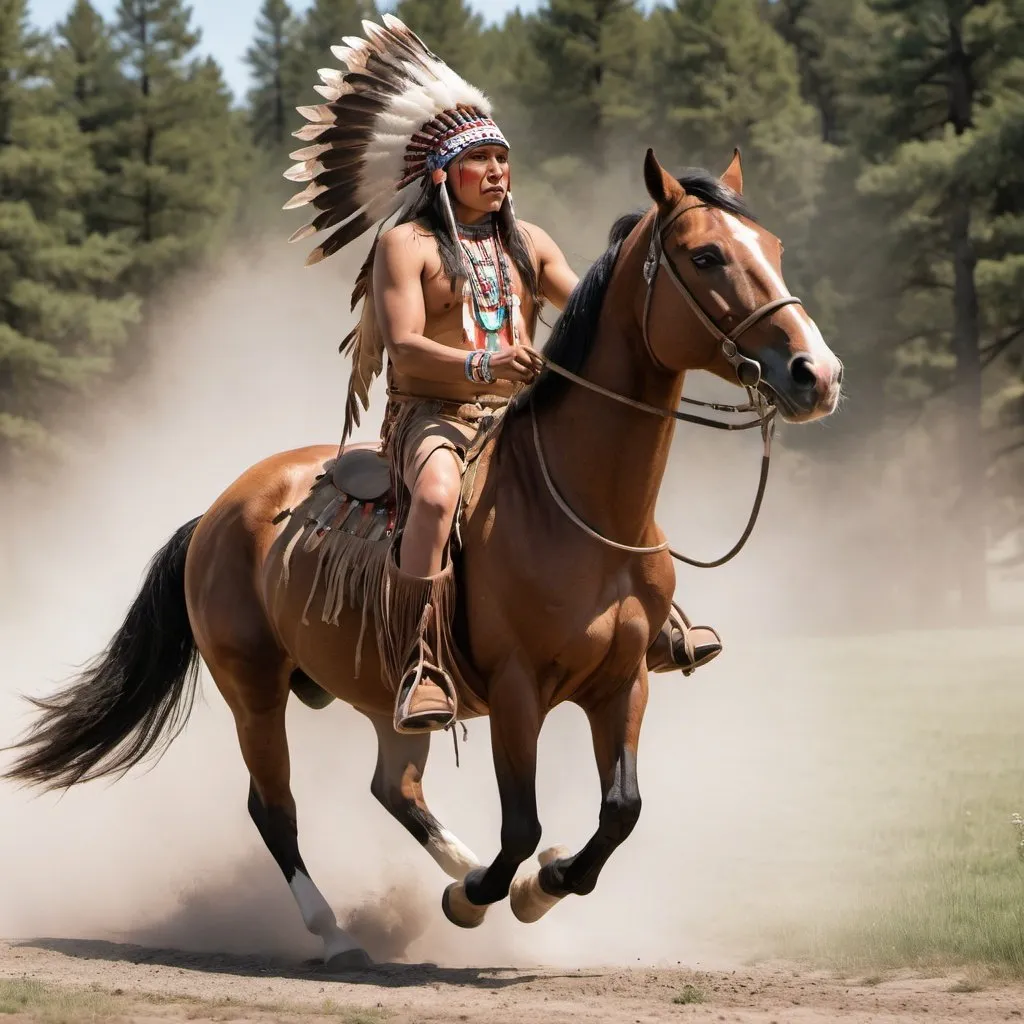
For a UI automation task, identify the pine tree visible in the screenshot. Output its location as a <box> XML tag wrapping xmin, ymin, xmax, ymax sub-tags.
<box><xmin>52</xmin><ymin>0</ymin><xmax>120</xmax><ymax>137</ymax></box>
<box><xmin>245</xmin><ymin>0</ymin><xmax>303</xmax><ymax>152</ymax></box>
<box><xmin>519</xmin><ymin>0</ymin><xmax>650</xmax><ymax>166</ymax></box>
<box><xmin>647</xmin><ymin>0</ymin><xmax>831</xmax><ymax>293</ymax></box>
<box><xmin>106</xmin><ymin>0</ymin><xmax>246</xmax><ymax>294</ymax></box>
<box><xmin>770</xmin><ymin>0</ymin><xmax>876</xmax><ymax>145</ymax></box>
<box><xmin>51</xmin><ymin>0</ymin><xmax>130</xmax><ymax>239</ymax></box>
<box><xmin>294</xmin><ymin>0</ymin><xmax>378</xmax><ymax>104</ymax></box>
<box><xmin>0</xmin><ymin>0</ymin><xmax>139</xmax><ymax>466</ymax></box>
<box><xmin>854</xmin><ymin>0</ymin><xmax>1024</xmax><ymax>614</ymax></box>
<box><xmin>393</xmin><ymin>0</ymin><xmax>483</xmax><ymax>82</ymax></box>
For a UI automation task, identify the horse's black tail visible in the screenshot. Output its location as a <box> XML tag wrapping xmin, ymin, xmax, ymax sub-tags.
<box><xmin>2</xmin><ymin>516</ymin><xmax>204</xmax><ymax>792</ymax></box>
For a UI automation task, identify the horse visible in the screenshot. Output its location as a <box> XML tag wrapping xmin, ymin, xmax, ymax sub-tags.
<box><xmin>1</xmin><ymin>150</ymin><xmax>843</xmax><ymax>968</ymax></box>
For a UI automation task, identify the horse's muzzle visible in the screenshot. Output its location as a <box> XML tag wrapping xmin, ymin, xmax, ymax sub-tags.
<box><xmin>760</xmin><ymin>346</ymin><xmax>843</xmax><ymax>423</ymax></box>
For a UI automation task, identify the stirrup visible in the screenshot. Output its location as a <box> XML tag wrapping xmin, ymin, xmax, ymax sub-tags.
<box><xmin>647</xmin><ymin>601</ymin><xmax>722</xmax><ymax>676</ymax></box>
<box><xmin>393</xmin><ymin>607</ymin><xmax>458</xmax><ymax>734</ymax></box>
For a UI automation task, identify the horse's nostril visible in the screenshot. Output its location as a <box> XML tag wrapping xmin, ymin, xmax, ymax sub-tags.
<box><xmin>789</xmin><ymin>354</ymin><xmax>817</xmax><ymax>390</ymax></box>
<box><xmin>836</xmin><ymin>362</ymin><xmax>845</xmax><ymax>386</ymax></box>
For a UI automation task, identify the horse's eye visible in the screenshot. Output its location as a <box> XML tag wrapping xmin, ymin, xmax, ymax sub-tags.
<box><xmin>691</xmin><ymin>250</ymin><xmax>723</xmax><ymax>270</ymax></box>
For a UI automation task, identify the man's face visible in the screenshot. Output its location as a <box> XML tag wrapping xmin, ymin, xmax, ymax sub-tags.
<box><xmin>448</xmin><ymin>144</ymin><xmax>511</xmax><ymax>215</ymax></box>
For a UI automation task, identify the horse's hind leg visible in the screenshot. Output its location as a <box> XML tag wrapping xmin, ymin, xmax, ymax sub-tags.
<box><xmin>212</xmin><ymin>657</ymin><xmax>370</xmax><ymax>967</ymax></box>
<box><xmin>367</xmin><ymin>714</ymin><xmax>480</xmax><ymax>880</ymax></box>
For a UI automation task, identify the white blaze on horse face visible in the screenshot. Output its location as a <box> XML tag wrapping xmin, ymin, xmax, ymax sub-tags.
<box><xmin>289</xmin><ymin>870</ymin><xmax>362</xmax><ymax>960</ymax></box>
<box><xmin>723</xmin><ymin>212</ymin><xmax>835</xmax><ymax>369</ymax></box>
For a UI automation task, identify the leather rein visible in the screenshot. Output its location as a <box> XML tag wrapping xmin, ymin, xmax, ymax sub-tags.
<box><xmin>532</xmin><ymin>199</ymin><xmax>805</xmax><ymax>569</ymax></box>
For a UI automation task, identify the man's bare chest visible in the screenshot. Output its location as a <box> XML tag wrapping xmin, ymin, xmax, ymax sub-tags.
<box><xmin>419</xmin><ymin>249</ymin><xmax>535</xmax><ymax>327</ymax></box>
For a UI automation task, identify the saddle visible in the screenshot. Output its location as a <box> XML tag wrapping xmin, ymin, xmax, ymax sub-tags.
<box><xmin>331</xmin><ymin>445</ymin><xmax>391</xmax><ymax>502</ymax></box>
<box><xmin>286</xmin><ymin>419</ymin><xmax>495</xmax><ymax>565</ymax></box>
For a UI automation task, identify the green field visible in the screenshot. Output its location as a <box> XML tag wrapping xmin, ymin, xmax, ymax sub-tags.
<box><xmin>751</xmin><ymin>626</ymin><xmax>1024</xmax><ymax>975</ymax></box>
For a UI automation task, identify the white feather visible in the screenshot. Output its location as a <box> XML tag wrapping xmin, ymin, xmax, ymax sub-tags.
<box><xmin>283</xmin><ymin>182</ymin><xmax>329</xmax><ymax>210</ymax></box>
<box><xmin>289</xmin><ymin>143</ymin><xmax>332</xmax><ymax>161</ymax></box>
<box><xmin>288</xmin><ymin>222</ymin><xmax>319</xmax><ymax>244</ymax></box>
<box><xmin>283</xmin><ymin>160</ymin><xmax>315</xmax><ymax>183</ymax></box>
<box><xmin>291</xmin><ymin>122</ymin><xmax>332</xmax><ymax>141</ymax></box>
<box><xmin>288</xmin><ymin>16</ymin><xmax>506</xmax><ymax>265</ymax></box>
<box><xmin>317</xmin><ymin>68</ymin><xmax>343</xmax><ymax>88</ymax></box>
<box><xmin>361</xmin><ymin>19</ymin><xmax>388</xmax><ymax>43</ymax></box>
<box><xmin>297</xmin><ymin>104</ymin><xmax>334</xmax><ymax>124</ymax></box>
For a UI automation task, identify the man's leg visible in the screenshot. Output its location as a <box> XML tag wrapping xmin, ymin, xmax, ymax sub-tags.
<box><xmin>381</xmin><ymin>435</ymin><xmax>466</xmax><ymax>734</ymax></box>
<box><xmin>646</xmin><ymin>602</ymin><xmax>723</xmax><ymax>676</ymax></box>
<box><xmin>399</xmin><ymin>444</ymin><xmax>462</xmax><ymax>576</ymax></box>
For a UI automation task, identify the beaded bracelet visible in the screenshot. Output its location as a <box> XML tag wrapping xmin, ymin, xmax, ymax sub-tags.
<box><xmin>479</xmin><ymin>351</ymin><xmax>494</xmax><ymax>384</ymax></box>
<box><xmin>464</xmin><ymin>351</ymin><xmax>480</xmax><ymax>382</ymax></box>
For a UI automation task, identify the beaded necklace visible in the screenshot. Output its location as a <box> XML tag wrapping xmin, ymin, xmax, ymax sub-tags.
<box><xmin>456</xmin><ymin>217</ymin><xmax>521</xmax><ymax>353</ymax></box>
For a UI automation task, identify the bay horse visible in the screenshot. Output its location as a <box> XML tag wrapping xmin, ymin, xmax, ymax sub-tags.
<box><xmin>1</xmin><ymin>150</ymin><xmax>842</xmax><ymax>967</ymax></box>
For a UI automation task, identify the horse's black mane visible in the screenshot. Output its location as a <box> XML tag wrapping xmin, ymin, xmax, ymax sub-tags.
<box><xmin>508</xmin><ymin>168</ymin><xmax>754</xmax><ymax>417</ymax></box>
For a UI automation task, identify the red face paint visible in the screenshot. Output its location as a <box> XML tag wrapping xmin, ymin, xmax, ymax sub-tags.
<box><xmin>450</xmin><ymin>146</ymin><xmax>510</xmax><ymax>215</ymax></box>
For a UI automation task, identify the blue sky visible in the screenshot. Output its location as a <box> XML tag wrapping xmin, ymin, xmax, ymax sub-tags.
<box><xmin>29</xmin><ymin>0</ymin><xmax>535</xmax><ymax>101</ymax></box>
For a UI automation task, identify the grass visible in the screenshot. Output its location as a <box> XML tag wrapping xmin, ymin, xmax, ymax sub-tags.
<box><xmin>748</xmin><ymin>627</ymin><xmax>1024</xmax><ymax>977</ymax></box>
<box><xmin>671</xmin><ymin>984</ymin><xmax>706</xmax><ymax>1005</ymax></box>
<box><xmin>0</xmin><ymin>980</ymin><xmax>120</xmax><ymax>1023</ymax></box>
<box><xmin>0</xmin><ymin>980</ymin><xmax>387</xmax><ymax>1023</ymax></box>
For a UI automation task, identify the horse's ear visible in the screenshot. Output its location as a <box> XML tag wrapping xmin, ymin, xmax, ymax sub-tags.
<box><xmin>644</xmin><ymin>148</ymin><xmax>685</xmax><ymax>208</ymax></box>
<box><xmin>721</xmin><ymin>148</ymin><xmax>743</xmax><ymax>195</ymax></box>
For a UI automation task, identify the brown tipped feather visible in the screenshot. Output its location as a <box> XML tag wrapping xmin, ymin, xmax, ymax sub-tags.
<box><xmin>287</xmin><ymin>222</ymin><xmax>319</xmax><ymax>244</ymax></box>
<box><xmin>297</xmin><ymin>104</ymin><xmax>334</xmax><ymax>123</ymax></box>
<box><xmin>291</xmin><ymin>122</ymin><xmax>333</xmax><ymax>142</ymax></box>
<box><xmin>337</xmin><ymin>236</ymin><xmax>386</xmax><ymax>445</ymax></box>
<box><xmin>311</xmin><ymin>210</ymin><xmax>378</xmax><ymax>262</ymax></box>
<box><xmin>283</xmin><ymin>182</ymin><xmax>328</xmax><ymax>210</ymax></box>
<box><xmin>283</xmin><ymin>160</ymin><xmax>316</xmax><ymax>183</ymax></box>
<box><xmin>289</xmin><ymin>142</ymin><xmax>332</xmax><ymax>162</ymax></box>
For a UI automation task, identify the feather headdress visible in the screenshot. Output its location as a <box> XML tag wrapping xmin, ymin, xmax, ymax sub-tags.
<box><xmin>283</xmin><ymin>13</ymin><xmax>509</xmax><ymax>268</ymax></box>
<box><xmin>284</xmin><ymin>14</ymin><xmax>510</xmax><ymax>446</ymax></box>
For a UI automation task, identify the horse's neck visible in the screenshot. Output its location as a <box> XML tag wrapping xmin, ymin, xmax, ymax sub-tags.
<box><xmin>536</xmin><ymin>250</ymin><xmax>684</xmax><ymax>546</ymax></box>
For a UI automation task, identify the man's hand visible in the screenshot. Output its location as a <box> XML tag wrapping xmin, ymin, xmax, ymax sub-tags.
<box><xmin>489</xmin><ymin>345</ymin><xmax>545</xmax><ymax>383</ymax></box>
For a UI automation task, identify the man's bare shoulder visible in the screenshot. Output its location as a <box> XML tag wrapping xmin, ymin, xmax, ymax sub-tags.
<box><xmin>517</xmin><ymin>220</ymin><xmax>561</xmax><ymax>262</ymax></box>
<box><xmin>378</xmin><ymin>221</ymin><xmax>433</xmax><ymax>254</ymax></box>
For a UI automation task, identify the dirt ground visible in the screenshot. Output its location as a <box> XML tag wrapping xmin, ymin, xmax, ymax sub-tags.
<box><xmin>2</xmin><ymin>939</ymin><xmax>1023</xmax><ymax>1024</ymax></box>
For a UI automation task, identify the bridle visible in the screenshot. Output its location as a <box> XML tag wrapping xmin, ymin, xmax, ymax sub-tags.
<box><xmin>532</xmin><ymin>197</ymin><xmax>806</xmax><ymax>568</ymax></box>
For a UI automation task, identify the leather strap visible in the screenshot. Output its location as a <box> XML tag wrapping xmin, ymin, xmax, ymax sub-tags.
<box><xmin>641</xmin><ymin>201</ymin><xmax>804</xmax><ymax>390</ymax></box>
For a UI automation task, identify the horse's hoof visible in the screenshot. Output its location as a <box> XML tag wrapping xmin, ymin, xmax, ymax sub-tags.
<box><xmin>510</xmin><ymin>845</ymin><xmax>570</xmax><ymax>924</ymax></box>
<box><xmin>441</xmin><ymin>881</ymin><xmax>487</xmax><ymax>929</ymax></box>
<box><xmin>324</xmin><ymin>947</ymin><xmax>373</xmax><ymax>971</ymax></box>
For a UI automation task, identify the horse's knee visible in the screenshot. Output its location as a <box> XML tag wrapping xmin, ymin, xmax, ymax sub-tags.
<box><xmin>599</xmin><ymin>790</ymin><xmax>642</xmax><ymax>843</ymax></box>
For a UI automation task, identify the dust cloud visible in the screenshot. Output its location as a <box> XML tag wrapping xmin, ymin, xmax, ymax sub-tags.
<box><xmin>0</xmin><ymin>165</ymin><xmax>1019</xmax><ymax>972</ymax></box>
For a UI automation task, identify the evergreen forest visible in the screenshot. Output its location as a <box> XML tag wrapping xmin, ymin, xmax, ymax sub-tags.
<box><xmin>2</xmin><ymin>0</ymin><xmax>1023</xmax><ymax>617</ymax></box>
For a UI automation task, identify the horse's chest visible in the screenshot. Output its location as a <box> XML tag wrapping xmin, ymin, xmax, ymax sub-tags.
<box><xmin>522</xmin><ymin>564</ymin><xmax>663</xmax><ymax>674</ymax></box>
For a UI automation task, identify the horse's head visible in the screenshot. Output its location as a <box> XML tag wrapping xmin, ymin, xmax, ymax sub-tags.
<box><xmin>639</xmin><ymin>149</ymin><xmax>842</xmax><ymax>423</ymax></box>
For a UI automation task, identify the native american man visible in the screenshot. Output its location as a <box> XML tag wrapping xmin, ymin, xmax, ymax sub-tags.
<box><xmin>284</xmin><ymin>16</ymin><xmax>722</xmax><ymax>735</ymax></box>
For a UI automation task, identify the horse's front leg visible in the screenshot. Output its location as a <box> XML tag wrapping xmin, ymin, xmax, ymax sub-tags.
<box><xmin>509</xmin><ymin>669</ymin><xmax>647</xmax><ymax>923</ymax></box>
<box><xmin>441</xmin><ymin>653</ymin><xmax>543</xmax><ymax>928</ymax></box>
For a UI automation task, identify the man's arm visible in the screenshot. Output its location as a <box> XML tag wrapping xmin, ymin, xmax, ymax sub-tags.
<box><xmin>374</xmin><ymin>225</ymin><xmax>541</xmax><ymax>384</ymax></box>
<box><xmin>522</xmin><ymin>222</ymin><xmax>579</xmax><ymax>312</ymax></box>
<box><xmin>374</xmin><ymin>226</ymin><xmax>472</xmax><ymax>384</ymax></box>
